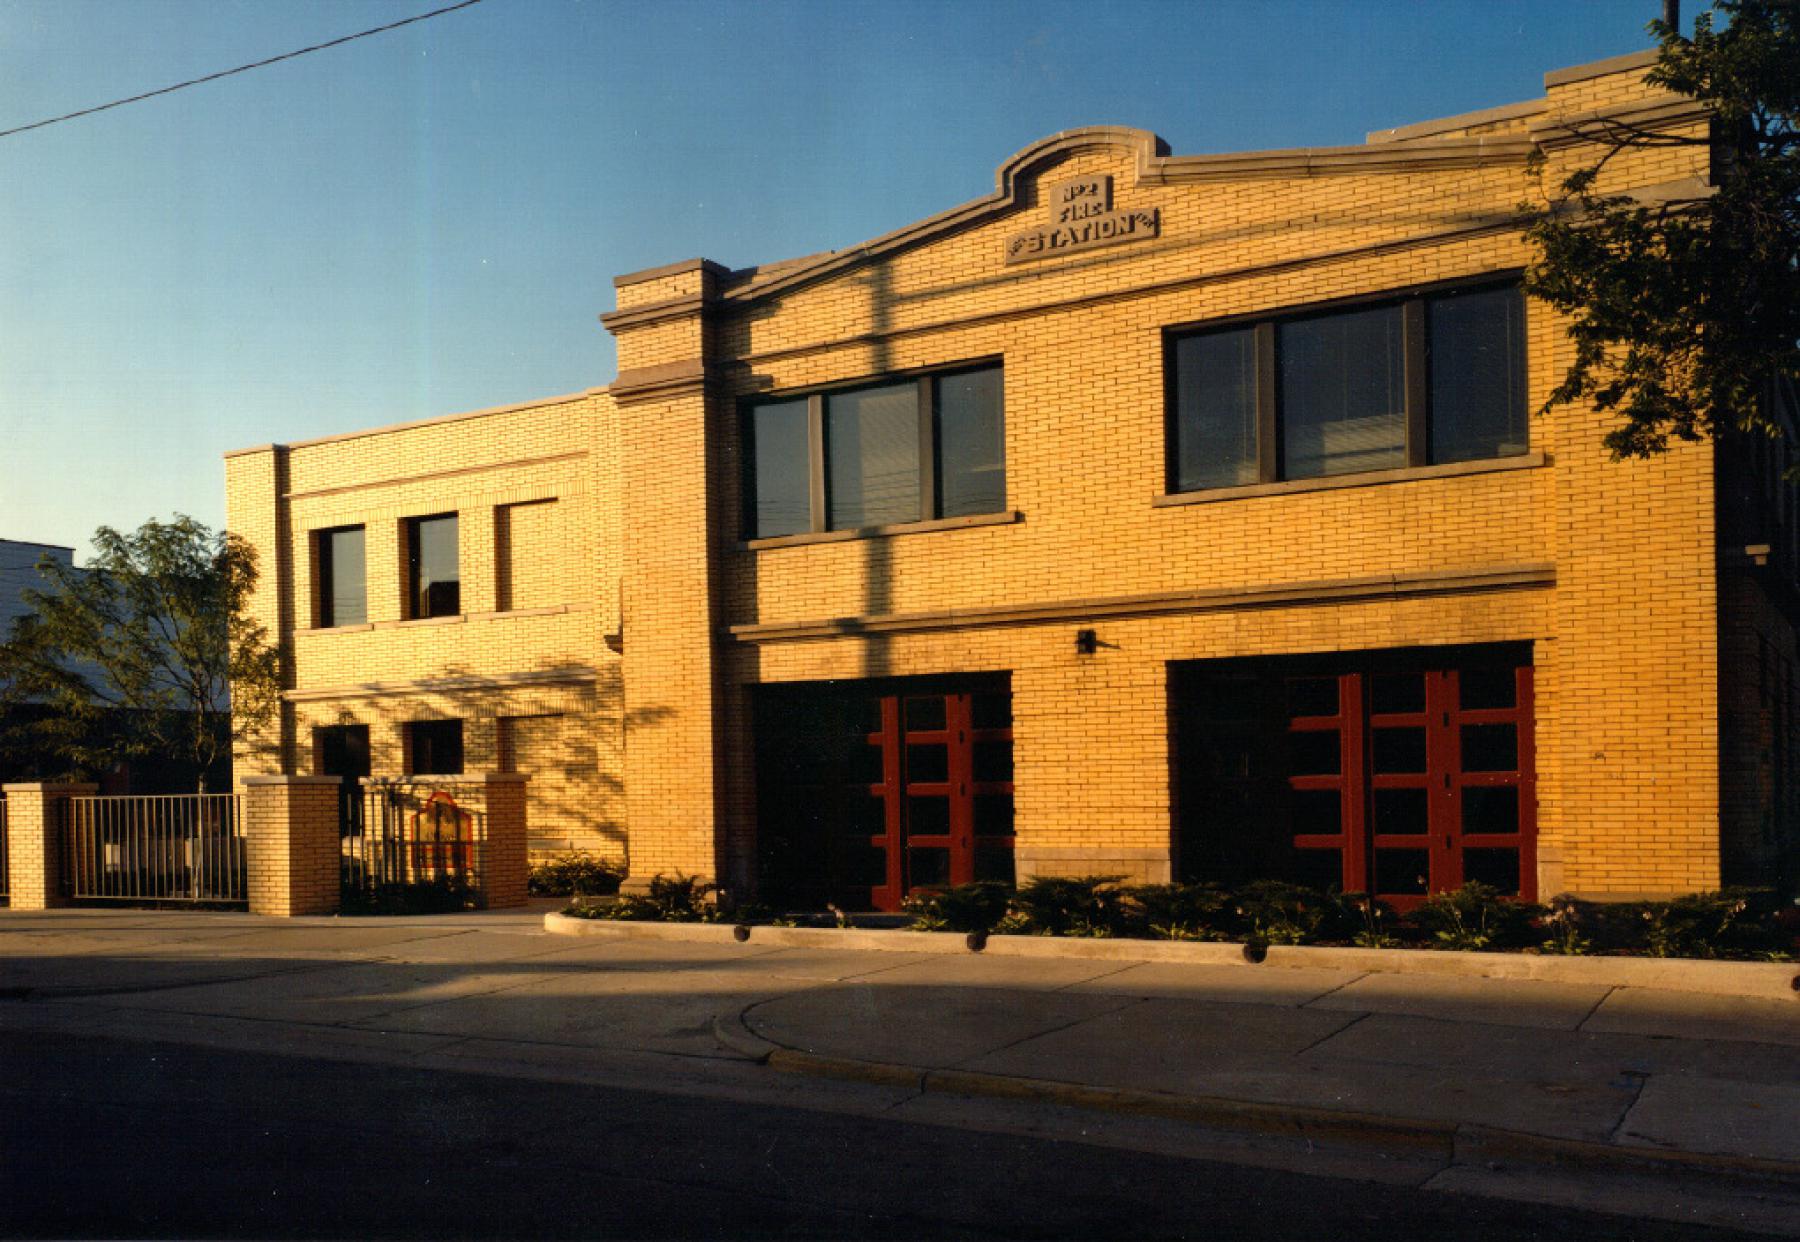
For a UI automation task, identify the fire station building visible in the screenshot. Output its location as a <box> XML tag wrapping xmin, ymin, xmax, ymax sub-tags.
<box><xmin>226</xmin><ymin>49</ymin><xmax>1799</xmax><ymax>911</ymax></box>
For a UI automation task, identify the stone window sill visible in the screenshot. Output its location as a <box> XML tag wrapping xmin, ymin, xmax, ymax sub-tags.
<box><xmin>297</xmin><ymin>604</ymin><xmax>592</xmax><ymax>636</ymax></box>
<box><xmin>742</xmin><ymin>509</ymin><xmax>1021</xmax><ymax>551</ymax></box>
<box><xmin>466</xmin><ymin>604</ymin><xmax>570</xmax><ymax>621</ymax></box>
<box><xmin>1153</xmin><ymin>452</ymin><xmax>1545</xmax><ymax>507</ymax></box>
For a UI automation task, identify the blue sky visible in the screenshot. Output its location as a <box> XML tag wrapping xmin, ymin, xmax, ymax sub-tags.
<box><xmin>0</xmin><ymin>0</ymin><xmax>1664</xmax><ymax>556</ymax></box>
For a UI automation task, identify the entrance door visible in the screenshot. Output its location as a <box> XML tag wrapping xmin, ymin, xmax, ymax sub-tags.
<box><xmin>862</xmin><ymin>690</ymin><xmax>1015</xmax><ymax>909</ymax></box>
<box><xmin>754</xmin><ymin>679</ymin><xmax>1014</xmax><ymax>912</ymax></box>
<box><xmin>1285</xmin><ymin>665</ymin><xmax>1535</xmax><ymax>908</ymax></box>
<box><xmin>1177</xmin><ymin>648</ymin><xmax>1536</xmax><ymax>907</ymax></box>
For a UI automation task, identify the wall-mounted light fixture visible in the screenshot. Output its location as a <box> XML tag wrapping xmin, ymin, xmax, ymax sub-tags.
<box><xmin>1075</xmin><ymin>628</ymin><xmax>1099</xmax><ymax>655</ymax></box>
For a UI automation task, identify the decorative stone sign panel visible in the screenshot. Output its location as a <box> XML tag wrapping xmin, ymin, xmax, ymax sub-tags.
<box><xmin>1005</xmin><ymin>174</ymin><xmax>1159</xmax><ymax>265</ymax></box>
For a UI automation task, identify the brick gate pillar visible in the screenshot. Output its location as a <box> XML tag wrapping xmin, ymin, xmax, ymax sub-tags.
<box><xmin>479</xmin><ymin>772</ymin><xmax>529</xmax><ymax>908</ymax></box>
<box><xmin>2</xmin><ymin>782</ymin><xmax>96</xmax><ymax>910</ymax></box>
<box><xmin>242</xmin><ymin>775</ymin><xmax>342</xmax><ymax>917</ymax></box>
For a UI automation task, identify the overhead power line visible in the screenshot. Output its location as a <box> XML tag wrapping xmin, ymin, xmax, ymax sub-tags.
<box><xmin>0</xmin><ymin>0</ymin><xmax>485</xmax><ymax>141</ymax></box>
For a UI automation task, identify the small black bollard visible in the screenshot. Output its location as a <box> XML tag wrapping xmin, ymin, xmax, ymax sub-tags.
<box><xmin>732</xmin><ymin>925</ymin><xmax>751</xmax><ymax>943</ymax></box>
<box><xmin>1242</xmin><ymin>940</ymin><xmax>1268</xmax><ymax>964</ymax></box>
<box><xmin>965</xmin><ymin>931</ymin><xmax>988</xmax><ymax>953</ymax></box>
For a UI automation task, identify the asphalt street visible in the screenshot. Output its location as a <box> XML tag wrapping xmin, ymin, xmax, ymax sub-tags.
<box><xmin>0</xmin><ymin>1029</ymin><xmax>1773</xmax><ymax>1241</ymax></box>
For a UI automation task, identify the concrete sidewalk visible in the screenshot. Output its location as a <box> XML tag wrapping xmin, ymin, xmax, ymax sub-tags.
<box><xmin>3</xmin><ymin>907</ymin><xmax>1797</xmax><ymax>1233</ymax></box>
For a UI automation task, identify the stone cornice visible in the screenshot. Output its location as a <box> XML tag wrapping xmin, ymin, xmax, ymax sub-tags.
<box><xmin>726</xmin><ymin>564</ymin><xmax>1555</xmax><ymax>644</ymax></box>
<box><xmin>1141</xmin><ymin>135</ymin><xmax>1533</xmax><ymax>184</ymax></box>
<box><xmin>600</xmin><ymin>291</ymin><xmax>707</xmax><ymax>332</ymax></box>
<box><xmin>609</xmin><ymin>358</ymin><xmax>710</xmax><ymax>403</ymax></box>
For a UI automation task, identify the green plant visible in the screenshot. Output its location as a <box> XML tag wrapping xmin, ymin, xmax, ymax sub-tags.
<box><xmin>1537</xmin><ymin>893</ymin><xmax>1593</xmax><ymax>956</ymax></box>
<box><xmin>1227</xmin><ymin>881</ymin><xmax>1355</xmax><ymax>946</ymax></box>
<box><xmin>1628</xmin><ymin>888</ymin><xmax>1789</xmax><ymax>959</ymax></box>
<box><xmin>595</xmin><ymin>872</ymin><xmax>719</xmax><ymax>922</ymax></box>
<box><xmin>1410</xmin><ymin>883</ymin><xmax>1542</xmax><ymax>952</ymax></box>
<box><xmin>528</xmin><ymin>852</ymin><xmax>625</xmax><ymax>898</ymax></box>
<box><xmin>1005</xmin><ymin>875</ymin><xmax>1127</xmax><ymax>937</ymax></box>
<box><xmin>903</xmin><ymin>881</ymin><xmax>1012</xmax><ymax>933</ymax></box>
<box><xmin>1121</xmin><ymin>883</ymin><xmax>1230</xmax><ymax>941</ymax></box>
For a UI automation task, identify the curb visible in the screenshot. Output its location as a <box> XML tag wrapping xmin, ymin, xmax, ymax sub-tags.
<box><xmin>546</xmin><ymin>913</ymin><xmax>1800</xmax><ymax>1001</ymax></box>
<box><xmin>713</xmin><ymin>1009</ymin><xmax>1800</xmax><ymax>1187</ymax></box>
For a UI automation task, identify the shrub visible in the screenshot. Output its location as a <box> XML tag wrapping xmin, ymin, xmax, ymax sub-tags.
<box><xmin>528</xmin><ymin>852</ymin><xmax>625</xmax><ymax>898</ymax></box>
<box><xmin>1120</xmin><ymin>883</ymin><xmax>1230</xmax><ymax>940</ymax></box>
<box><xmin>903</xmin><ymin>882</ymin><xmax>1012</xmax><ymax>933</ymax></box>
<box><xmin>1411</xmin><ymin>883</ymin><xmax>1542</xmax><ymax>951</ymax></box>
<box><xmin>341</xmin><ymin>875</ymin><xmax>480</xmax><ymax>916</ymax></box>
<box><xmin>591</xmin><ymin>872</ymin><xmax>720</xmax><ymax>923</ymax></box>
<box><xmin>1627</xmin><ymin>889</ymin><xmax>1792</xmax><ymax>960</ymax></box>
<box><xmin>1004</xmin><ymin>875</ymin><xmax>1127</xmax><ymax>937</ymax></box>
<box><xmin>1227</xmin><ymin>880</ymin><xmax>1359</xmax><ymax>945</ymax></box>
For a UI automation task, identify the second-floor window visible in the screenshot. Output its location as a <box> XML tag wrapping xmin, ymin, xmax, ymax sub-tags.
<box><xmin>406</xmin><ymin>513</ymin><xmax>460</xmax><ymax>618</ymax></box>
<box><xmin>745</xmin><ymin>363</ymin><xmax>1005</xmax><ymax>540</ymax></box>
<box><xmin>316</xmin><ymin>526</ymin><xmax>366</xmax><ymax>628</ymax></box>
<box><xmin>1169</xmin><ymin>282</ymin><xmax>1527</xmax><ymax>493</ymax></box>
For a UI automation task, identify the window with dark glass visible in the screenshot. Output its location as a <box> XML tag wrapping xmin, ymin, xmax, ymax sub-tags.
<box><xmin>1170</xmin><ymin>282</ymin><xmax>1527</xmax><ymax>490</ymax></box>
<box><xmin>744</xmin><ymin>363</ymin><xmax>1004</xmax><ymax>539</ymax></box>
<box><xmin>408</xmin><ymin>719</ymin><xmax>463</xmax><ymax>775</ymax></box>
<box><xmin>405</xmin><ymin>513</ymin><xmax>459</xmax><ymax>619</ymax></box>
<box><xmin>315</xmin><ymin>526</ymin><xmax>366</xmax><ymax>628</ymax></box>
<box><xmin>748</xmin><ymin>399</ymin><xmax>812</xmax><ymax>540</ymax></box>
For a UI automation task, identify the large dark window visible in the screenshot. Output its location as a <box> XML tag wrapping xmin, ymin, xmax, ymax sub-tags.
<box><xmin>315</xmin><ymin>526</ymin><xmax>366</xmax><ymax>628</ymax></box>
<box><xmin>407</xmin><ymin>719</ymin><xmax>463</xmax><ymax>776</ymax></box>
<box><xmin>1169</xmin><ymin>282</ymin><xmax>1527</xmax><ymax>490</ymax></box>
<box><xmin>405</xmin><ymin>513</ymin><xmax>460</xmax><ymax>619</ymax></box>
<box><xmin>744</xmin><ymin>363</ymin><xmax>1004</xmax><ymax>539</ymax></box>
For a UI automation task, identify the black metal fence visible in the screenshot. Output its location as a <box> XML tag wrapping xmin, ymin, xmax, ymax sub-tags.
<box><xmin>62</xmin><ymin>794</ymin><xmax>246</xmax><ymax>905</ymax></box>
<box><xmin>340</xmin><ymin>784</ymin><xmax>488</xmax><ymax>913</ymax></box>
<box><xmin>0</xmin><ymin>795</ymin><xmax>9</xmax><ymax>902</ymax></box>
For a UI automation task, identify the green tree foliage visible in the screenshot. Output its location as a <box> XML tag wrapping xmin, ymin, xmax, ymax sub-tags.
<box><xmin>1524</xmin><ymin>1</ymin><xmax>1800</xmax><ymax>458</ymax></box>
<box><xmin>0</xmin><ymin>516</ymin><xmax>280</xmax><ymax>791</ymax></box>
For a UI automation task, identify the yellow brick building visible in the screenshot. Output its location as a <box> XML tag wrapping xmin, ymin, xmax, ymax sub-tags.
<box><xmin>227</xmin><ymin>49</ymin><xmax>1799</xmax><ymax>909</ymax></box>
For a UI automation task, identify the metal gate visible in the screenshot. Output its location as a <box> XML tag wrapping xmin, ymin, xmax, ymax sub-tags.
<box><xmin>61</xmin><ymin>794</ymin><xmax>246</xmax><ymax>905</ymax></box>
<box><xmin>341</xmin><ymin>784</ymin><xmax>487</xmax><ymax>911</ymax></box>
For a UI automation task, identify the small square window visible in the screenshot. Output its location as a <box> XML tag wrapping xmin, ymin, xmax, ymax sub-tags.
<box><xmin>407</xmin><ymin>720</ymin><xmax>463</xmax><ymax>776</ymax></box>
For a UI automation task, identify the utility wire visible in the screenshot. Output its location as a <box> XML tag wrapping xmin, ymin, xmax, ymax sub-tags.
<box><xmin>0</xmin><ymin>0</ymin><xmax>485</xmax><ymax>141</ymax></box>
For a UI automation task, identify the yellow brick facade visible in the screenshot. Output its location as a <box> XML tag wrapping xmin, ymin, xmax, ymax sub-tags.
<box><xmin>228</xmin><ymin>49</ymin><xmax>1796</xmax><ymax>902</ymax></box>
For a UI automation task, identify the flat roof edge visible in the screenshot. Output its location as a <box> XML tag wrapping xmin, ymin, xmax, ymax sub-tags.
<box><xmin>1367</xmin><ymin>98</ymin><xmax>1545</xmax><ymax>145</ymax></box>
<box><xmin>223</xmin><ymin>388</ymin><xmax>598</xmax><ymax>459</ymax></box>
<box><xmin>1543</xmin><ymin>47</ymin><xmax>1660</xmax><ymax>89</ymax></box>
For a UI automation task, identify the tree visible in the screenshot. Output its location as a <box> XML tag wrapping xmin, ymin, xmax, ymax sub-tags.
<box><xmin>1523</xmin><ymin>0</ymin><xmax>1800</xmax><ymax>459</ymax></box>
<box><xmin>0</xmin><ymin>516</ymin><xmax>280</xmax><ymax>792</ymax></box>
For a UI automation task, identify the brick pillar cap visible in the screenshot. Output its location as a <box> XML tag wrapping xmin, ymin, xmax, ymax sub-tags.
<box><xmin>241</xmin><ymin>774</ymin><xmax>343</xmax><ymax>786</ymax></box>
<box><xmin>2</xmin><ymin>782</ymin><xmax>99</xmax><ymax>793</ymax></box>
